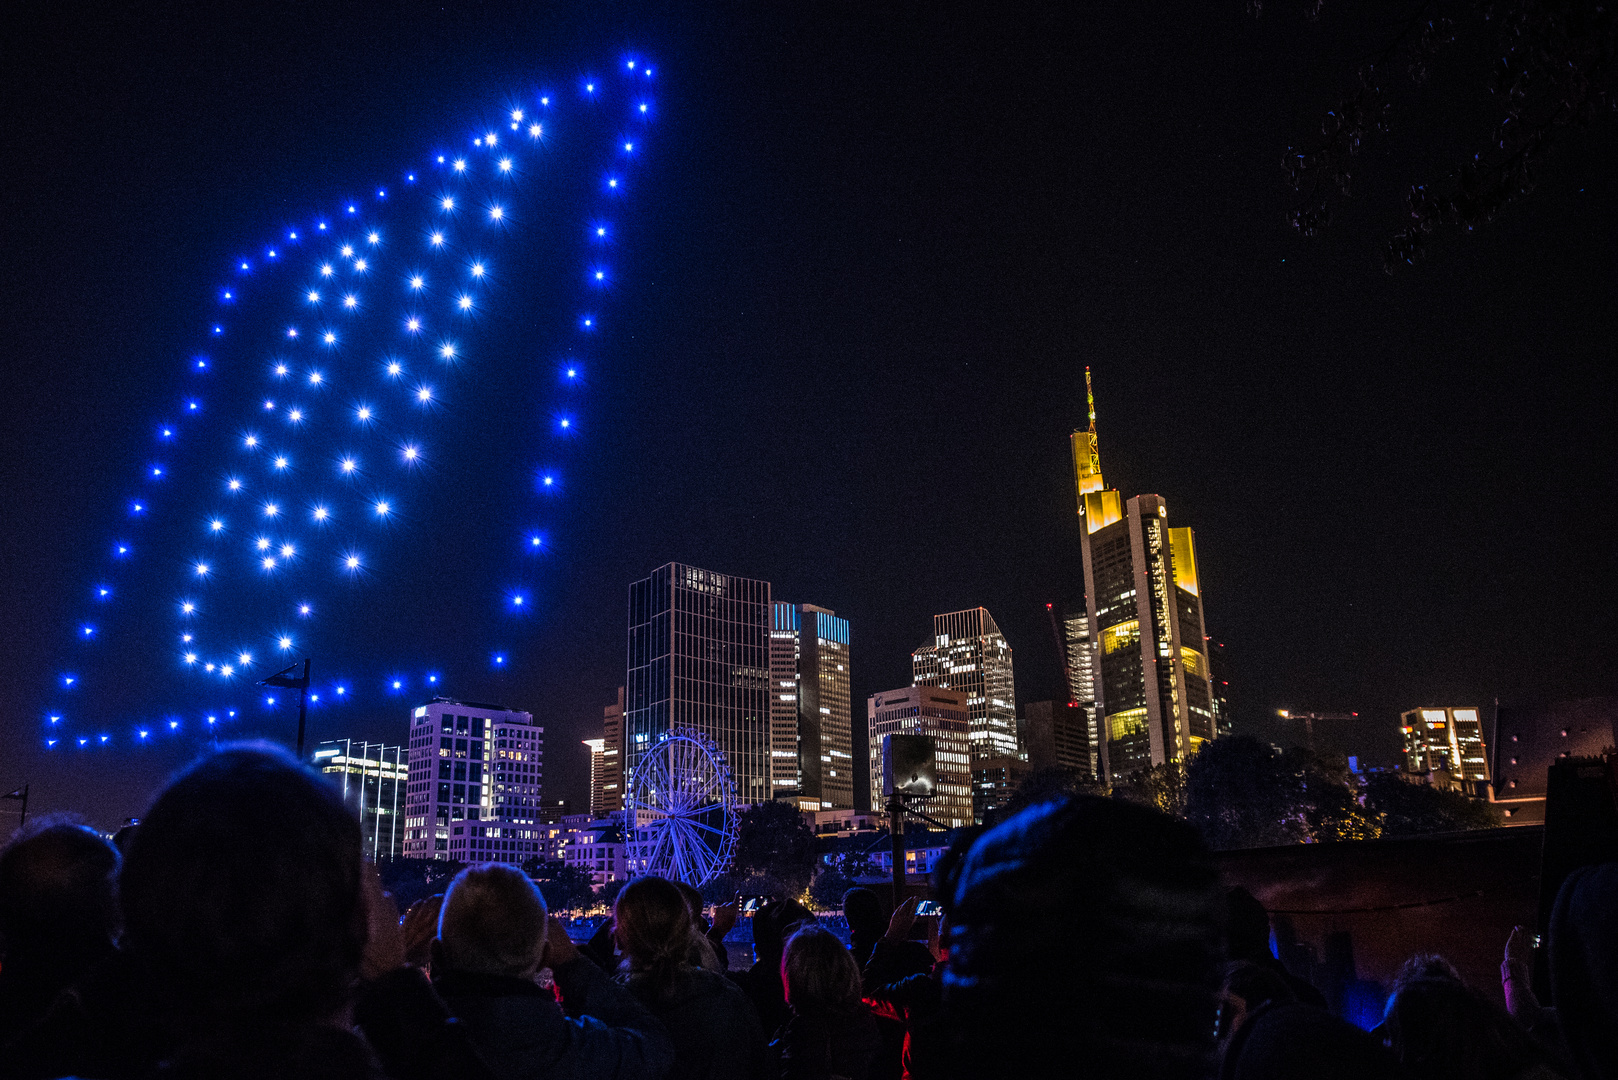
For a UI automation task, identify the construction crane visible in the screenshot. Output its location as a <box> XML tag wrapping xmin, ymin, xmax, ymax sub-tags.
<box><xmin>1276</xmin><ymin>709</ymin><xmax>1359</xmax><ymax>749</ymax></box>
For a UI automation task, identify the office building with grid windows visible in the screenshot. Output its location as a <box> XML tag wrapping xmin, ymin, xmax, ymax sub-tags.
<box><xmin>314</xmin><ymin>739</ymin><xmax>406</xmax><ymax>861</ymax></box>
<box><xmin>626</xmin><ymin>563</ymin><xmax>773</xmax><ymax>806</ymax></box>
<box><xmin>402</xmin><ymin>697</ymin><xmax>545</xmax><ymax>863</ymax></box>
<box><xmin>1072</xmin><ymin>371</ymin><xmax>1216</xmax><ymax>783</ymax></box>
<box><xmin>770</xmin><ymin>602</ymin><xmax>854</xmax><ymax>811</ymax></box>
<box><xmin>867</xmin><ymin>685</ymin><xmax>973</xmax><ymax>827</ymax></box>
<box><xmin>912</xmin><ymin>608</ymin><xmax>1019</xmax><ymax>762</ymax></box>
<box><xmin>1402</xmin><ymin>706</ymin><xmax>1491</xmax><ymax>794</ymax></box>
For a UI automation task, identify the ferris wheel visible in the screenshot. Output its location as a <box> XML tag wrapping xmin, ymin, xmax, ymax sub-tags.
<box><xmin>623</xmin><ymin>727</ymin><xmax>739</xmax><ymax>886</ymax></box>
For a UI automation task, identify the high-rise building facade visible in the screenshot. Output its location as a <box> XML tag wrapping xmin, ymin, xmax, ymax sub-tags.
<box><xmin>770</xmin><ymin>602</ymin><xmax>854</xmax><ymax>811</ymax></box>
<box><xmin>1402</xmin><ymin>707</ymin><xmax>1491</xmax><ymax>792</ymax></box>
<box><xmin>1072</xmin><ymin>371</ymin><xmax>1216</xmax><ymax>783</ymax></box>
<box><xmin>598</xmin><ymin>687</ymin><xmax>625</xmax><ymax>814</ymax></box>
<box><xmin>912</xmin><ymin>608</ymin><xmax>1018</xmax><ymax>761</ymax></box>
<box><xmin>867</xmin><ymin>685</ymin><xmax>973</xmax><ymax>827</ymax></box>
<box><xmin>626</xmin><ymin>563</ymin><xmax>773</xmax><ymax>805</ymax></box>
<box><xmin>583</xmin><ymin>738</ymin><xmax>607</xmax><ymax>816</ymax></box>
<box><xmin>314</xmin><ymin>739</ymin><xmax>406</xmax><ymax>861</ymax></box>
<box><xmin>1061</xmin><ymin>602</ymin><xmax>1102</xmax><ymax>779</ymax></box>
<box><xmin>402</xmin><ymin>697</ymin><xmax>546</xmax><ymax>863</ymax></box>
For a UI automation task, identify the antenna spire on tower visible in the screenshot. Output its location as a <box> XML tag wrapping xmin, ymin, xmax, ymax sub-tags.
<box><xmin>1086</xmin><ymin>366</ymin><xmax>1097</xmax><ymax>434</ymax></box>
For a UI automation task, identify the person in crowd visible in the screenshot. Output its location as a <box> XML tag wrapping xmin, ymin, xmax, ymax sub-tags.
<box><xmin>612</xmin><ymin>876</ymin><xmax>767</xmax><ymax>1080</ymax></box>
<box><xmin>842</xmin><ymin>889</ymin><xmax>887</xmax><ymax>970</ymax></box>
<box><xmin>1224</xmin><ymin>885</ymin><xmax>1328</xmax><ymax>1010</ymax></box>
<box><xmin>1218</xmin><ymin>961</ymin><xmax>1296</xmax><ymax>1051</ymax></box>
<box><xmin>431</xmin><ymin>862</ymin><xmax>675</xmax><ymax>1080</ymax></box>
<box><xmin>671</xmin><ymin>880</ymin><xmax>730</xmax><ymax>974</ymax></box>
<box><xmin>1379</xmin><ymin>955</ymin><xmax>1565</xmax><ymax>1080</ymax></box>
<box><xmin>401</xmin><ymin>894</ymin><xmax>445</xmax><ymax>973</ymax></box>
<box><xmin>1221</xmin><ymin>999</ymin><xmax>1408</xmax><ymax>1080</ymax></box>
<box><xmin>770</xmin><ymin>924</ymin><xmax>881</xmax><ymax>1080</ymax></box>
<box><xmin>737</xmin><ymin>899</ymin><xmax>815</xmax><ymax>1038</ymax></box>
<box><xmin>845</xmin><ymin>891</ymin><xmax>931</xmax><ymax>989</ymax></box>
<box><xmin>0</xmin><ymin>818</ymin><xmax>122</xmax><ymax>1049</ymax></box>
<box><xmin>1547</xmin><ymin>862</ymin><xmax>1618</xmax><ymax>1080</ymax></box>
<box><xmin>937</xmin><ymin>795</ymin><xmax>1225</xmax><ymax>1080</ymax></box>
<box><xmin>863</xmin><ymin>900</ymin><xmax>944</xmax><ymax>1080</ymax></box>
<box><xmin>114</xmin><ymin>742</ymin><xmax>482</xmax><ymax>1079</ymax></box>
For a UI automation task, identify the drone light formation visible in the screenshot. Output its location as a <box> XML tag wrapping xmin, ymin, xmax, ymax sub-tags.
<box><xmin>47</xmin><ymin>57</ymin><xmax>657</xmax><ymax>748</ymax></box>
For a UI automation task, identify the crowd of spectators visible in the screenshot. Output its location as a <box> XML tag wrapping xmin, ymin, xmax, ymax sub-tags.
<box><xmin>1</xmin><ymin>741</ymin><xmax>1615</xmax><ymax>1079</ymax></box>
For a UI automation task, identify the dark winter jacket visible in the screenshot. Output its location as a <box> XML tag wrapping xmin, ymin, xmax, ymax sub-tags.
<box><xmin>434</xmin><ymin>958</ymin><xmax>674</xmax><ymax>1080</ymax></box>
<box><xmin>768</xmin><ymin>1003</ymin><xmax>882</xmax><ymax>1080</ymax></box>
<box><xmin>864</xmin><ymin>964</ymin><xmax>942</xmax><ymax>1080</ymax></box>
<box><xmin>621</xmin><ymin>966</ymin><xmax>768</xmax><ymax>1080</ymax></box>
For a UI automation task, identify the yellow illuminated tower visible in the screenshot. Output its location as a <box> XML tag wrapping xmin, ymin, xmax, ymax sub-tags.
<box><xmin>1073</xmin><ymin>371</ymin><xmax>1217</xmax><ymax>783</ymax></box>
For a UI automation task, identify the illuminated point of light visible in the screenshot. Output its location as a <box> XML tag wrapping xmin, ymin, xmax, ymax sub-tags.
<box><xmin>417</xmin><ymin>386</ymin><xmax>433</xmax><ymax>402</ymax></box>
<box><xmin>50</xmin><ymin>715</ymin><xmax>60</xmax><ymax>723</ymax></box>
<box><xmin>408</xmin><ymin>174</ymin><xmax>414</xmax><ymax>180</ymax></box>
<box><xmin>195</xmin><ymin>563</ymin><xmax>210</xmax><ymax>576</ymax></box>
<box><xmin>290</xmin><ymin>232</ymin><xmax>297</xmax><ymax>239</ymax></box>
<box><xmin>608</xmin><ymin>179</ymin><xmax>617</xmax><ymax>188</ymax></box>
<box><xmin>269</xmin><ymin>250</ymin><xmax>277</xmax><ymax>258</ymax></box>
<box><xmin>453</xmin><ymin>158</ymin><xmax>466</xmax><ymax>172</ymax></box>
<box><xmin>374</xmin><ymin>501</ymin><xmax>390</xmax><ymax>516</ymax></box>
<box><xmin>628</xmin><ymin>60</ymin><xmax>635</xmax><ymax>69</ymax></box>
<box><xmin>441</xmin><ymin>197</ymin><xmax>454</xmax><ymax>210</ymax></box>
<box><xmin>188</xmin><ymin>400</ymin><xmax>199</xmax><ymax>409</ymax></box>
<box><xmin>587</xmin><ymin>84</ymin><xmax>594</xmax><ymax>92</ymax></box>
<box><xmin>584</xmin><ymin>319</ymin><xmax>592</xmax><ymax>326</ymax></box>
<box><xmin>499</xmin><ymin>158</ymin><xmax>512</xmax><ymax>172</ymax></box>
<box><xmin>118</xmin><ymin>546</ymin><xmax>127</xmax><ymax>554</ymax></box>
<box><xmin>354</xmin><ymin>259</ymin><xmax>367</xmax><ymax>271</ymax></box>
<box><xmin>345</xmin><ymin>555</ymin><xmax>361</xmax><ymax>570</ymax></box>
<box><xmin>496</xmin><ymin>655</ymin><xmax>505</xmax><ymax>664</ymax></box>
<box><xmin>403</xmin><ymin>445</ymin><xmax>419</xmax><ymax>461</ymax></box>
<box><xmin>280</xmin><ymin>543</ymin><xmax>295</xmax><ymax>558</ymax></box>
<box><xmin>624</xmin><ymin>142</ymin><xmax>633</xmax><ymax>151</ymax></box>
<box><xmin>428</xmin><ymin>675</ymin><xmax>437</xmax><ymax>683</ymax></box>
<box><xmin>214</xmin><ymin>326</ymin><xmax>223</xmax><ymax>335</ymax></box>
<box><xmin>262</xmin><ymin>557</ymin><xmax>276</xmax><ymax>569</ymax></box>
<box><xmin>309</xmin><ymin>693</ymin><xmax>318</xmax><ymax>702</ymax></box>
<box><xmin>560</xmin><ymin>418</ymin><xmax>570</xmax><ymax>428</ymax></box>
<box><xmin>321</xmin><ymin>263</ymin><xmax>334</xmax><ymax>276</ymax></box>
<box><xmin>308</xmin><ymin>290</ymin><xmax>320</xmax><ymax>302</ymax></box>
<box><xmin>337</xmin><ymin>686</ymin><xmax>345</xmax><ymax>695</ymax></box>
<box><xmin>197</xmin><ymin>360</ymin><xmax>207</xmax><ymax>369</ymax></box>
<box><xmin>275</xmin><ymin>364</ymin><xmax>288</xmax><ymax>376</ymax></box>
<box><xmin>241</xmin><ymin>262</ymin><xmax>249</xmax><ymax>270</ymax></box>
<box><xmin>640</xmin><ymin>103</ymin><xmax>647</xmax><ymax>113</ymax></box>
<box><xmin>132</xmin><ymin>503</ymin><xmax>144</xmax><ymax>512</ymax></box>
<box><xmin>182</xmin><ymin>633</ymin><xmax>193</xmax><ymax>642</ymax></box>
<box><xmin>486</xmin><ymin>131</ymin><xmax>497</xmax><ymax>145</ymax></box>
<box><xmin>279</xmin><ymin>636</ymin><xmax>292</xmax><ymax>650</ymax></box>
<box><xmin>342</xmin><ymin>245</ymin><xmax>354</xmax><ymax>257</ymax></box>
<box><xmin>344</xmin><ymin>295</ymin><xmax>357</xmax><ymax>309</ymax></box>
<box><xmin>489</xmin><ymin>206</ymin><xmax>504</xmax><ymax>220</ymax></box>
<box><xmin>543</xmin><ymin>475</ymin><xmax>553</xmax><ymax>486</ymax></box>
<box><xmin>288</xmin><ymin>409</ymin><xmax>302</xmax><ymax>422</ymax></box>
<box><xmin>341</xmin><ymin>458</ymin><xmax>357</xmax><ymax>473</ymax></box>
<box><xmin>387</xmin><ymin>362</ymin><xmax>402</xmax><ymax>376</ymax></box>
<box><xmin>182</xmin><ymin>601</ymin><xmax>196</xmax><ymax>613</ymax></box>
<box><xmin>597</xmin><ymin>227</ymin><xmax>605</xmax><ymax>236</ymax></box>
<box><xmin>406</xmin><ymin>317</ymin><xmax>421</xmax><ymax>332</ymax></box>
<box><xmin>100</xmin><ymin>735</ymin><xmax>109</xmax><ymax>744</ymax></box>
<box><xmin>430</xmin><ymin>232</ymin><xmax>445</xmax><ymax>246</ymax></box>
<box><xmin>439</xmin><ymin>343</ymin><xmax>455</xmax><ymax>359</ymax></box>
<box><xmin>273</xmin><ymin>457</ymin><xmax>288</xmax><ymax>471</ymax></box>
<box><xmin>209</xmin><ymin>520</ymin><xmax>223</xmax><ymax>532</ymax></box>
<box><xmin>324</xmin><ymin>332</ymin><xmax>336</xmax><ymax>344</ymax></box>
<box><xmin>221</xmin><ymin>665</ymin><xmax>233</xmax><ymax>676</ymax></box>
<box><xmin>530</xmin><ymin>535</ymin><xmax>541</xmax><ymax>546</ymax></box>
<box><xmin>368</xmin><ymin>232</ymin><xmax>380</xmax><ymax>244</ymax></box>
<box><xmin>595</xmin><ymin>271</ymin><xmax>604</xmax><ymax>280</ymax></box>
<box><xmin>139</xmin><ymin>730</ymin><xmax>148</xmax><ymax>739</ymax></box>
<box><xmin>410</xmin><ymin>275</ymin><xmax>424</xmax><ymax>289</ymax></box>
<box><xmin>319</xmin><ymin>223</ymin><xmax>327</xmax><ymax>230</ymax></box>
<box><xmin>567</xmin><ymin>368</ymin><xmax>576</xmax><ymax>377</ymax></box>
<box><xmin>228</xmin><ymin>479</ymin><xmax>242</xmax><ymax>491</ymax></box>
<box><xmin>529</xmin><ymin>123</ymin><xmax>541</xmax><ymax>137</ymax></box>
<box><xmin>224</xmin><ymin>291</ymin><xmax>232</xmax><ymax>299</ymax></box>
<box><xmin>393</xmin><ymin>680</ymin><xmax>402</xmax><ymax>688</ymax></box>
<box><xmin>348</xmin><ymin>205</ymin><xmax>356</xmax><ymax>214</ymax></box>
<box><xmin>356</xmin><ymin>406</ymin><xmax>371</xmax><ymax>421</ymax></box>
<box><xmin>438</xmin><ymin>155</ymin><xmax>445</xmax><ymax>162</ymax></box>
<box><xmin>300</xmin><ymin>604</ymin><xmax>311</xmax><ymax>614</ymax></box>
<box><xmin>309</xmin><ymin>371</ymin><xmax>323</xmax><ymax>385</ymax></box>
<box><xmin>512</xmin><ymin>109</ymin><xmax>523</xmax><ymax>121</ymax></box>
<box><xmin>541</xmin><ymin>96</ymin><xmax>549</xmax><ymax>104</ymax></box>
<box><xmin>470</xmin><ymin>262</ymin><xmax>485</xmax><ymax>277</ymax></box>
<box><xmin>63</xmin><ymin>677</ymin><xmax>74</xmax><ymax>686</ymax></box>
<box><xmin>513</xmin><ymin>595</ymin><xmax>524</xmax><ymax>606</ymax></box>
<box><xmin>458</xmin><ymin>295</ymin><xmax>473</xmax><ymax>310</ymax></box>
<box><xmin>240</xmin><ymin>652</ymin><xmax>252</xmax><ymax>664</ymax></box>
<box><xmin>208</xmin><ymin>715</ymin><xmax>216</xmax><ymax>723</ymax></box>
<box><xmin>184</xmin><ymin>653</ymin><xmax>197</xmax><ymax>664</ymax></box>
<box><xmin>152</xmin><ymin>467</ymin><xmax>163</xmax><ymax>476</ymax></box>
<box><xmin>257</xmin><ymin>538</ymin><xmax>270</xmax><ymax>551</ymax></box>
<box><xmin>264</xmin><ymin>501</ymin><xmax>280</xmax><ymax>516</ymax></box>
<box><xmin>264</xmin><ymin>400</ymin><xmax>275</xmax><ymax>410</ymax></box>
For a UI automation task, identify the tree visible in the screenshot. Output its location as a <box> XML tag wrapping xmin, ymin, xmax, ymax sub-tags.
<box><xmin>1363</xmin><ymin>772</ymin><xmax>1504</xmax><ymax>834</ymax></box>
<box><xmin>809</xmin><ymin>865</ymin><xmax>857</xmax><ymax>911</ymax></box>
<box><xmin>521</xmin><ymin>858</ymin><xmax>596</xmax><ymax>912</ymax></box>
<box><xmin>1184</xmin><ymin>736</ymin><xmax>1315</xmax><ymax>849</ymax></box>
<box><xmin>1262</xmin><ymin>1</ymin><xmax>1617</xmax><ymax>270</ymax></box>
<box><xmin>733</xmin><ymin>800</ymin><xmax>817</xmax><ymax>895</ymax></box>
<box><xmin>377</xmin><ymin>857</ymin><xmax>463</xmax><ymax>911</ymax></box>
<box><xmin>1004</xmin><ymin>767</ymin><xmax>1107</xmax><ymax>817</ymax></box>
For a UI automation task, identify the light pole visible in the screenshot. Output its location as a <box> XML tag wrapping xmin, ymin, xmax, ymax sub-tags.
<box><xmin>263</xmin><ymin>658</ymin><xmax>312</xmax><ymax>759</ymax></box>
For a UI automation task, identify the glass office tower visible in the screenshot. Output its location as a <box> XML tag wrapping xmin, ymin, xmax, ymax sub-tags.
<box><xmin>912</xmin><ymin>607</ymin><xmax>1019</xmax><ymax>761</ymax></box>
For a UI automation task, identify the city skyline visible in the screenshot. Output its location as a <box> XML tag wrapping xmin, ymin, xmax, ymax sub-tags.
<box><xmin>6</xmin><ymin>3</ymin><xmax>1613</xmax><ymax>828</ymax></box>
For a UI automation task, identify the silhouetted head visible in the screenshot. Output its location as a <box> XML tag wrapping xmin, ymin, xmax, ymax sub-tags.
<box><xmin>1225</xmin><ymin>886</ymin><xmax>1274</xmax><ymax>966</ymax></box>
<box><xmin>842</xmin><ymin>887</ymin><xmax>884</xmax><ymax>942</ymax></box>
<box><xmin>754</xmin><ymin>898</ymin><xmax>815</xmax><ymax>962</ymax></box>
<box><xmin>783</xmin><ymin>924</ymin><xmax>861</xmax><ymax>1013</ymax></box>
<box><xmin>615</xmin><ymin>875</ymin><xmax>693</xmax><ymax>988</ymax></box>
<box><xmin>673</xmin><ymin>879</ymin><xmax>706</xmax><ymax>927</ymax></box>
<box><xmin>120</xmin><ymin>742</ymin><xmax>365</xmax><ymax>1030</ymax></box>
<box><xmin>1382</xmin><ymin>975</ymin><xmax>1547</xmax><ymax>1080</ymax></box>
<box><xmin>942</xmin><ymin>795</ymin><xmax>1223</xmax><ymax>1080</ymax></box>
<box><xmin>1549</xmin><ymin>863</ymin><xmax>1618</xmax><ymax>1080</ymax></box>
<box><xmin>0</xmin><ymin>817</ymin><xmax>120</xmax><ymax>985</ymax></box>
<box><xmin>437</xmin><ymin>864</ymin><xmax>548</xmax><ymax>977</ymax></box>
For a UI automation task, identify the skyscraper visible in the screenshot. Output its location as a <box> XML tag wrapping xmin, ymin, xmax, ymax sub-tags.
<box><xmin>402</xmin><ymin>697</ymin><xmax>545</xmax><ymax>863</ymax></box>
<box><xmin>1061</xmin><ymin>602</ymin><xmax>1102</xmax><ymax>779</ymax></box>
<box><xmin>1402</xmin><ymin>707</ymin><xmax>1491</xmax><ymax>794</ymax></box>
<box><xmin>1072</xmin><ymin>371</ymin><xmax>1217</xmax><ymax>782</ymax></box>
<box><xmin>912</xmin><ymin>608</ymin><xmax>1018</xmax><ymax>761</ymax></box>
<box><xmin>867</xmin><ymin>685</ymin><xmax>973</xmax><ymax>827</ymax></box>
<box><xmin>770</xmin><ymin>602</ymin><xmax>854</xmax><ymax>811</ymax></box>
<box><xmin>314</xmin><ymin>738</ymin><xmax>406</xmax><ymax>861</ymax></box>
<box><xmin>626</xmin><ymin>563</ymin><xmax>773</xmax><ymax>805</ymax></box>
<box><xmin>583</xmin><ymin>739</ymin><xmax>607</xmax><ymax>816</ymax></box>
<box><xmin>599</xmin><ymin>686</ymin><xmax>625</xmax><ymax>814</ymax></box>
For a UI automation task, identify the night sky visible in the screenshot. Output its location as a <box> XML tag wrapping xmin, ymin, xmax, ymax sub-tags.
<box><xmin>4</xmin><ymin>2</ymin><xmax>1614</xmax><ymax>830</ymax></box>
